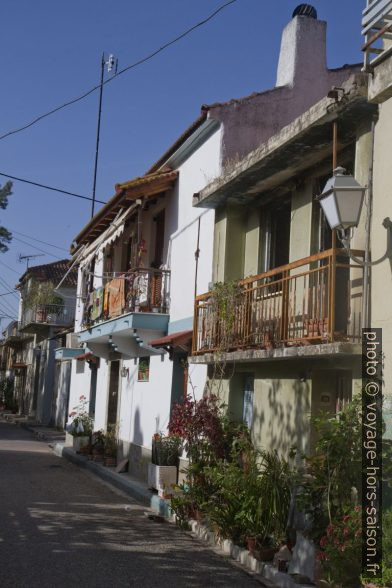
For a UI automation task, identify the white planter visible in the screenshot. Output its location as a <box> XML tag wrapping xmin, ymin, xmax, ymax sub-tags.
<box><xmin>72</xmin><ymin>435</ymin><xmax>90</xmax><ymax>452</ymax></box>
<box><xmin>148</xmin><ymin>463</ymin><xmax>177</xmax><ymax>492</ymax></box>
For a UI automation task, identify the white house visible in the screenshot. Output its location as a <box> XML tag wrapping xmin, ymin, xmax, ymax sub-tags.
<box><xmin>66</xmin><ymin>116</ymin><xmax>221</xmax><ymax>480</ymax></box>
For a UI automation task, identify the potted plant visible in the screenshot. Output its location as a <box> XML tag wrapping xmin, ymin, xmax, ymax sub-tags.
<box><xmin>91</xmin><ymin>430</ymin><xmax>105</xmax><ymax>463</ymax></box>
<box><xmin>104</xmin><ymin>424</ymin><xmax>118</xmax><ymax>467</ymax></box>
<box><xmin>67</xmin><ymin>395</ymin><xmax>93</xmax><ymax>452</ymax></box>
<box><xmin>148</xmin><ymin>433</ymin><xmax>181</xmax><ymax>494</ymax></box>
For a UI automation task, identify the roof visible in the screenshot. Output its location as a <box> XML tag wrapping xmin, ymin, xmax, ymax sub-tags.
<box><xmin>147</xmin><ymin>112</ymin><xmax>208</xmax><ymax>174</ymax></box>
<box><xmin>72</xmin><ymin>170</ymin><xmax>178</xmax><ymax>252</ymax></box>
<box><xmin>18</xmin><ymin>259</ymin><xmax>77</xmax><ymax>288</ymax></box>
<box><xmin>194</xmin><ymin>73</ymin><xmax>375</xmax><ymax>209</ymax></box>
<box><xmin>149</xmin><ymin>330</ymin><xmax>192</xmax><ymax>350</ymax></box>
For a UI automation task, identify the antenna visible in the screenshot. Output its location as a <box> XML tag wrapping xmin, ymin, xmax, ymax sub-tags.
<box><xmin>18</xmin><ymin>253</ymin><xmax>45</xmax><ymax>269</ymax></box>
<box><xmin>91</xmin><ymin>52</ymin><xmax>118</xmax><ymax>219</ymax></box>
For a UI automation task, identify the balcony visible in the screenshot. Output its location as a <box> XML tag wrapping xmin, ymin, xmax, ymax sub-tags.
<box><xmin>83</xmin><ymin>267</ymin><xmax>170</xmax><ymax>327</ymax></box>
<box><xmin>192</xmin><ymin>249</ymin><xmax>364</xmax><ymax>361</ymax></box>
<box><xmin>362</xmin><ymin>0</ymin><xmax>392</xmax><ymax>71</ymax></box>
<box><xmin>2</xmin><ymin>321</ymin><xmax>33</xmax><ymax>346</ymax></box>
<box><xmin>20</xmin><ymin>304</ymin><xmax>76</xmax><ymax>334</ymax></box>
<box><xmin>79</xmin><ymin>267</ymin><xmax>170</xmax><ymax>359</ymax></box>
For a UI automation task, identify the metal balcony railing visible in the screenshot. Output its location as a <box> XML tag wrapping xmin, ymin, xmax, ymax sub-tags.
<box><xmin>192</xmin><ymin>248</ymin><xmax>364</xmax><ymax>355</ymax></box>
<box><xmin>20</xmin><ymin>304</ymin><xmax>75</xmax><ymax>330</ymax></box>
<box><xmin>362</xmin><ymin>0</ymin><xmax>392</xmax><ymax>70</ymax></box>
<box><xmin>83</xmin><ymin>267</ymin><xmax>170</xmax><ymax>327</ymax></box>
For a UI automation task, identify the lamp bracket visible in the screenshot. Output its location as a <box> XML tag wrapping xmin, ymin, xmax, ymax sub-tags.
<box><xmin>338</xmin><ymin>217</ymin><xmax>392</xmax><ymax>266</ymax></box>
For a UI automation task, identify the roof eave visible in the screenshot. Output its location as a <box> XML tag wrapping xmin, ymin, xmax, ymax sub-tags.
<box><xmin>193</xmin><ymin>74</ymin><xmax>375</xmax><ymax>209</ymax></box>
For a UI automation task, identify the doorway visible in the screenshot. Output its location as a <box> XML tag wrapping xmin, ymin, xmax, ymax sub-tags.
<box><xmin>107</xmin><ymin>360</ymin><xmax>120</xmax><ymax>428</ymax></box>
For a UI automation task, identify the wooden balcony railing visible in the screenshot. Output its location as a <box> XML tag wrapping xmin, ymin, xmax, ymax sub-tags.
<box><xmin>83</xmin><ymin>267</ymin><xmax>170</xmax><ymax>326</ymax></box>
<box><xmin>192</xmin><ymin>248</ymin><xmax>364</xmax><ymax>355</ymax></box>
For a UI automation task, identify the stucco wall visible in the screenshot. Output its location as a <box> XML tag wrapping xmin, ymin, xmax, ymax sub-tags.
<box><xmin>371</xmin><ymin>98</ymin><xmax>392</xmax><ymax>436</ymax></box>
<box><xmin>168</xmin><ymin>126</ymin><xmax>221</xmax><ymax>325</ymax></box>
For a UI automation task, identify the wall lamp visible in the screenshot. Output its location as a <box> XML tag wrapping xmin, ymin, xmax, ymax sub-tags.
<box><xmin>121</xmin><ymin>366</ymin><xmax>129</xmax><ymax>378</ymax></box>
<box><xmin>317</xmin><ymin>167</ymin><xmax>392</xmax><ymax>266</ymax></box>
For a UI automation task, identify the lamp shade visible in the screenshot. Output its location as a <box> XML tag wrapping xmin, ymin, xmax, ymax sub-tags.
<box><xmin>318</xmin><ymin>167</ymin><xmax>366</xmax><ymax>230</ymax></box>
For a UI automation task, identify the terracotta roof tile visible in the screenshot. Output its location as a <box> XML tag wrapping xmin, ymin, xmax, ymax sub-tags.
<box><xmin>18</xmin><ymin>259</ymin><xmax>77</xmax><ymax>288</ymax></box>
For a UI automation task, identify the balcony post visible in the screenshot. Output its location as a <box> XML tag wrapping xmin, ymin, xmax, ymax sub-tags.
<box><xmin>329</xmin><ymin>249</ymin><xmax>337</xmax><ymax>341</ymax></box>
<box><xmin>280</xmin><ymin>269</ymin><xmax>289</xmax><ymax>342</ymax></box>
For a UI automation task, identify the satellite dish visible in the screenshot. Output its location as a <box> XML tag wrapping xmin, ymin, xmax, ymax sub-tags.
<box><xmin>292</xmin><ymin>4</ymin><xmax>317</xmax><ymax>19</ymax></box>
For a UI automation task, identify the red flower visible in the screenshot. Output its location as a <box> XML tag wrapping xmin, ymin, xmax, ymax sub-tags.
<box><xmin>342</xmin><ymin>515</ymin><xmax>351</xmax><ymax>523</ymax></box>
<box><xmin>326</xmin><ymin>525</ymin><xmax>334</xmax><ymax>537</ymax></box>
<box><xmin>320</xmin><ymin>536</ymin><xmax>328</xmax><ymax>548</ymax></box>
<box><xmin>316</xmin><ymin>551</ymin><xmax>326</xmax><ymax>561</ymax></box>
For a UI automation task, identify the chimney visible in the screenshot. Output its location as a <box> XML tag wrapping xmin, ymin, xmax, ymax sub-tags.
<box><xmin>276</xmin><ymin>4</ymin><xmax>327</xmax><ymax>88</ymax></box>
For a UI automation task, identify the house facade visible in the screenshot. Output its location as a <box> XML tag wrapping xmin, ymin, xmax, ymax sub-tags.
<box><xmin>67</xmin><ymin>128</ymin><xmax>221</xmax><ymax>481</ymax></box>
<box><xmin>65</xmin><ymin>6</ymin><xmax>367</xmax><ymax>482</ymax></box>
<box><xmin>362</xmin><ymin>0</ymin><xmax>392</xmax><ymax>439</ymax></box>
<box><xmin>189</xmin><ymin>9</ymin><xmax>377</xmax><ymax>461</ymax></box>
<box><xmin>0</xmin><ymin>260</ymin><xmax>77</xmax><ymax>424</ymax></box>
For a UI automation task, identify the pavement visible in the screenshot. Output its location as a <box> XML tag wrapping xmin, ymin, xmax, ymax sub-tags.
<box><xmin>0</xmin><ymin>419</ymin><xmax>264</xmax><ymax>588</ymax></box>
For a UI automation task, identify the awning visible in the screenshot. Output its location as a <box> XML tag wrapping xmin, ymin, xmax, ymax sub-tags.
<box><xmin>74</xmin><ymin>352</ymin><xmax>98</xmax><ymax>362</ymax></box>
<box><xmin>149</xmin><ymin>330</ymin><xmax>192</xmax><ymax>351</ymax></box>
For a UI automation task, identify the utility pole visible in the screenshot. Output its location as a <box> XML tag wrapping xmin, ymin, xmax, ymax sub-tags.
<box><xmin>91</xmin><ymin>53</ymin><xmax>117</xmax><ymax>219</ymax></box>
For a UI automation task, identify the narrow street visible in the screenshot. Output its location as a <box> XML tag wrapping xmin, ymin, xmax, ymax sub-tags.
<box><xmin>0</xmin><ymin>421</ymin><xmax>260</xmax><ymax>588</ymax></box>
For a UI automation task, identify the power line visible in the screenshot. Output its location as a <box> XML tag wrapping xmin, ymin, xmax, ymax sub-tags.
<box><xmin>0</xmin><ymin>298</ymin><xmax>17</xmax><ymax>316</ymax></box>
<box><xmin>0</xmin><ymin>172</ymin><xmax>106</xmax><ymax>204</ymax></box>
<box><xmin>0</xmin><ymin>0</ymin><xmax>238</xmax><ymax>143</ymax></box>
<box><xmin>0</xmin><ymin>291</ymin><xmax>15</xmax><ymax>297</ymax></box>
<box><xmin>0</xmin><ymin>258</ymin><xmax>20</xmax><ymax>277</ymax></box>
<box><xmin>11</xmin><ymin>236</ymin><xmax>63</xmax><ymax>260</ymax></box>
<box><xmin>7</xmin><ymin>229</ymin><xmax>68</xmax><ymax>252</ymax></box>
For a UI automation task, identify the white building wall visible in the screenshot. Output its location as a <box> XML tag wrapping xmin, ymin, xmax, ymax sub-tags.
<box><xmin>67</xmin><ymin>124</ymin><xmax>221</xmax><ymax>459</ymax></box>
<box><xmin>168</xmin><ymin>127</ymin><xmax>221</xmax><ymax>327</ymax></box>
<box><xmin>118</xmin><ymin>354</ymin><xmax>173</xmax><ymax>445</ymax></box>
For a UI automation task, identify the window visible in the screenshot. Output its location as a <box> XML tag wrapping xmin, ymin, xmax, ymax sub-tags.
<box><xmin>243</xmin><ymin>376</ymin><xmax>254</xmax><ymax>429</ymax></box>
<box><xmin>259</xmin><ymin>199</ymin><xmax>291</xmax><ymax>273</ymax></box>
<box><xmin>138</xmin><ymin>357</ymin><xmax>150</xmax><ymax>382</ymax></box>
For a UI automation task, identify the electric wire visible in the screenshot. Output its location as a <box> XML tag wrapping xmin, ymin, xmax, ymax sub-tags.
<box><xmin>0</xmin><ymin>0</ymin><xmax>238</xmax><ymax>142</ymax></box>
<box><xmin>11</xmin><ymin>236</ymin><xmax>63</xmax><ymax>260</ymax></box>
<box><xmin>8</xmin><ymin>229</ymin><xmax>69</xmax><ymax>252</ymax></box>
<box><xmin>0</xmin><ymin>258</ymin><xmax>20</xmax><ymax>277</ymax></box>
<box><xmin>0</xmin><ymin>292</ymin><xmax>18</xmax><ymax>315</ymax></box>
<box><xmin>0</xmin><ymin>172</ymin><xmax>106</xmax><ymax>204</ymax></box>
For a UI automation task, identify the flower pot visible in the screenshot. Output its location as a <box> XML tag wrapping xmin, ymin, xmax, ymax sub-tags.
<box><xmin>254</xmin><ymin>546</ymin><xmax>278</xmax><ymax>562</ymax></box>
<box><xmin>104</xmin><ymin>455</ymin><xmax>117</xmax><ymax>467</ymax></box>
<box><xmin>72</xmin><ymin>435</ymin><xmax>90</xmax><ymax>453</ymax></box>
<box><xmin>246</xmin><ymin>537</ymin><xmax>258</xmax><ymax>555</ymax></box>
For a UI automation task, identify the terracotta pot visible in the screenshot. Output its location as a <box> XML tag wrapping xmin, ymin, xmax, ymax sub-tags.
<box><xmin>254</xmin><ymin>546</ymin><xmax>278</xmax><ymax>562</ymax></box>
<box><xmin>246</xmin><ymin>537</ymin><xmax>258</xmax><ymax>555</ymax></box>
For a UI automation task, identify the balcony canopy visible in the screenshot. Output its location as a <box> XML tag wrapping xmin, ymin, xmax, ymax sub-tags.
<box><xmin>72</xmin><ymin>170</ymin><xmax>178</xmax><ymax>252</ymax></box>
<box><xmin>78</xmin><ymin>311</ymin><xmax>169</xmax><ymax>360</ymax></box>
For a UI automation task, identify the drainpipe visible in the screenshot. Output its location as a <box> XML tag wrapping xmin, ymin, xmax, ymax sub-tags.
<box><xmin>194</xmin><ymin>216</ymin><xmax>201</xmax><ymax>299</ymax></box>
<box><xmin>362</xmin><ymin>119</ymin><xmax>376</xmax><ymax>329</ymax></box>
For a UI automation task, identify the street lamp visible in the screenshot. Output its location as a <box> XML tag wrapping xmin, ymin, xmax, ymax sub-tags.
<box><xmin>318</xmin><ymin>167</ymin><xmax>392</xmax><ymax>265</ymax></box>
<box><xmin>318</xmin><ymin>167</ymin><xmax>366</xmax><ymax>232</ymax></box>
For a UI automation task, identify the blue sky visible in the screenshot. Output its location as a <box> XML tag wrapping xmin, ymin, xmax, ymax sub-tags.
<box><xmin>0</xmin><ymin>0</ymin><xmax>364</xmax><ymax>325</ymax></box>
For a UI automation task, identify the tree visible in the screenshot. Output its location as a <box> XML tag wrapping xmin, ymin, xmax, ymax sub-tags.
<box><xmin>0</xmin><ymin>181</ymin><xmax>12</xmax><ymax>253</ymax></box>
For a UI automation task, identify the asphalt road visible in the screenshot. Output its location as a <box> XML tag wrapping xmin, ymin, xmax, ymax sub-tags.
<box><xmin>0</xmin><ymin>420</ymin><xmax>261</xmax><ymax>588</ymax></box>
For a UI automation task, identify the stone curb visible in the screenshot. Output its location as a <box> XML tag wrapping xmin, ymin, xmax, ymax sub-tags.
<box><xmin>52</xmin><ymin>442</ymin><xmax>170</xmax><ymax>515</ymax></box>
<box><xmin>186</xmin><ymin>520</ymin><xmax>313</xmax><ymax>588</ymax></box>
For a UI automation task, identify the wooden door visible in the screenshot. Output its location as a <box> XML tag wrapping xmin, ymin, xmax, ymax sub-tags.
<box><xmin>153</xmin><ymin>209</ymin><xmax>165</xmax><ymax>267</ymax></box>
<box><xmin>107</xmin><ymin>360</ymin><xmax>120</xmax><ymax>427</ymax></box>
